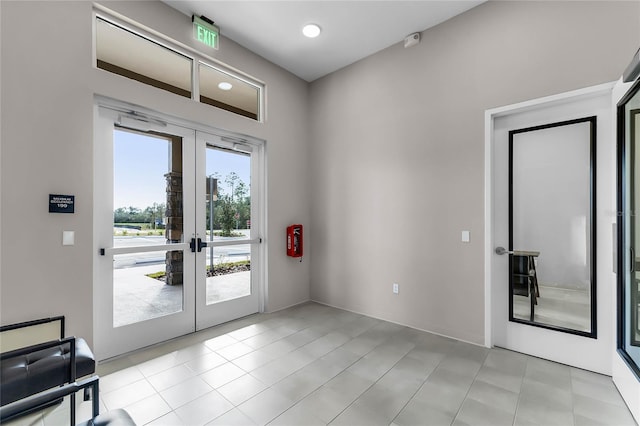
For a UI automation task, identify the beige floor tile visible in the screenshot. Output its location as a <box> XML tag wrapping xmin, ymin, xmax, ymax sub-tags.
<box><xmin>174</xmin><ymin>391</ymin><xmax>234</xmax><ymax>426</ymax></box>
<box><xmin>200</xmin><ymin>362</ymin><xmax>246</xmax><ymax>388</ymax></box>
<box><xmin>16</xmin><ymin>302</ymin><xmax>631</xmax><ymax>426</ymax></box>
<box><xmin>124</xmin><ymin>394</ymin><xmax>171</xmax><ymax>425</ymax></box>
<box><xmin>101</xmin><ymin>378</ymin><xmax>157</xmax><ymax>410</ymax></box>
<box><xmin>160</xmin><ymin>376</ymin><xmax>213</xmax><ymax>410</ymax></box>
<box><xmin>217</xmin><ymin>374</ymin><xmax>268</xmax><ymax>406</ymax></box>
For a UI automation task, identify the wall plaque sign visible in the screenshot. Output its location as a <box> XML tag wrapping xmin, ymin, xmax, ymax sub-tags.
<box><xmin>49</xmin><ymin>194</ymin><xmax>75</xmax><ymax>213</ymax></box>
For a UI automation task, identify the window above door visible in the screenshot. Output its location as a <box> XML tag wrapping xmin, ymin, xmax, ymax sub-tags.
<box><xmin>94</xmin><ymin>10</ymin><xmax>264</xmax><ymax>121</ymax></box>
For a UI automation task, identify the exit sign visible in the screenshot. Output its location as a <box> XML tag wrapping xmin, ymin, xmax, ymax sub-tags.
<box><xmin>193</xmin><ymin>15</ymin><xmax>219</xmax><ymax>50</ymax></box>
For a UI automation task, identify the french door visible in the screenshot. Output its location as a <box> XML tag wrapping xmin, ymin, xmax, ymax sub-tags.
<box><xmin>194</xmin><ymin>133</ymin><xmax>263</xmax><ymax>331</ymax></box>
<box><xmin>94</xmin><ymin>103</ymin><xmax>263</xmax><ymax>360</ymax></box>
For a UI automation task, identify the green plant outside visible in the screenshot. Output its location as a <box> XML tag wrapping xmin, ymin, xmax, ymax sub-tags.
<box><xmin>146</xmin><ymin>260</ymin><xmax>250</xmax><ymax>280</ymax></box>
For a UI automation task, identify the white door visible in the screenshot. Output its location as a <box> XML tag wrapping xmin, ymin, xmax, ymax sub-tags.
<box><xmin>194</xmin><ymin>132</ymin><xmax>263</xmax><ymax>330</ymax></box>
<box><xmin>488</xmin><ymin>84</ymin><xmax>615</xmax><ymax>374</ymax></box>
<box><xmin>94</xmin><ymin>106</ymin><xmax>197</xmax><ymax>360</ymax></box>
<box><xmin>94</xmin><ymin>104</ymin><xmax>264</xmax><ymax>360</ymax></box>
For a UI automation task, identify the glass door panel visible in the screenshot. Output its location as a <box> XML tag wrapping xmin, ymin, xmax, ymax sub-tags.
<box><xmin>618</xmin><ymin>80</ymin><xmax>640</xmax><ymax>371</ymax></box>
<box><xmin>508</xmin><ymin>117</ymin><xmax>596</xmax><ymax>337</ymax></box>
<box><xmin>206</xmin><ymin>146</ymin><xmax>252</xmax><ymax>304</ymax></box>
<box><xmin>195</xmin><ymin>134</ymin><xmax>261</xmax><ymax>330</ymax></box>
<box><xmin>207</xmin><ymin>245</ymin><xmax>251</xmax><ymax>304</ymax></box>
<box><xmin>112</xmin><ymin>129</ymin><xmax>185</xmax><ymax>327</ymax></box>
<box><xmin>94</xmin><ymin>106</ymin><xmax>196</xmax><ymax>360</ymax></box>
<box><xmin>113</xmin><ymin>130</ymin><xmax>179</xmax><ymax>247</ymax></box>
<box><xmin>113</xmin><ymin>249</ymin><xmax>184</xmax><ymax>327</ymax></box>
<box><xmin>631</xmin><ymin>108</ymin><xmax>640</xmax><ymax>346</ymax></box>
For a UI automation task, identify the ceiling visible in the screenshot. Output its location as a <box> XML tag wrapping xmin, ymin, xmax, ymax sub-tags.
<box><xmin>162</xmin><ymin>1</ymin><xmax>485</xmax><ymax>82</ymax></box>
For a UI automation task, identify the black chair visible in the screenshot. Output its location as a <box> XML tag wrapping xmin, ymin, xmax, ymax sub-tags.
<box><xmin>512</xmin><ymin>254</ymin><xmax>540</xmax><ymax>321</ymax></box>
<box><xmin>0</xmin><ymin>375</ymin><xmax>136</xmax><ymax>426</ymax></box>
<box><xmin>0</xmin><ymin>317</ymin><xmax>96</xmax><ymax>418</ymax></box>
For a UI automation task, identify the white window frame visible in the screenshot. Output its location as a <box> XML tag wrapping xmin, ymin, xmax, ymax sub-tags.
<box><xmin>92</xmin><ymin>5</ymin><xmax>265</xmax><ymax>122</ymax></box>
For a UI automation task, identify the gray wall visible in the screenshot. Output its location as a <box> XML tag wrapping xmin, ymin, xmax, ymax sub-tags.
<box><xmin>0</xmin><ymin>0</ymin><xmax>311</xmax><ymax>345</ymax></box>
<box><xmin>308</xmin><ymin>1</ymin><xmax>640</xmax><ymax>345</ymax></box>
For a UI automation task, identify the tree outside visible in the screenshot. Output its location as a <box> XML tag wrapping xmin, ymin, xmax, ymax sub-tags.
<box><xmin>114</xmin><ymin>172</ymin><xmax>250</xmax><ymax>236</ymax></box>
<box><xmin>114</xmin><ymin>202</ymin><xmax>166</xmax><ymax>229</ymax></box>
<box><xmin>210</xmin><ymin>172</ymin><xmax>250</xmax><ymax>237</ymax></box>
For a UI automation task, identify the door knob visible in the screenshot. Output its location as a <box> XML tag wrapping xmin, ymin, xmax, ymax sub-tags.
<box><xmin>495</xmin><ymin>247</ymin><xmax>514</xmax><ymax>255</ymax></box>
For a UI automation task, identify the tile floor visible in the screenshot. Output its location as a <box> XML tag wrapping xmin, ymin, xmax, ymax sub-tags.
<box><xmin>7</xmin><ymin>302</ymin><xmax>637</xmax><ymax>426</ymax></box>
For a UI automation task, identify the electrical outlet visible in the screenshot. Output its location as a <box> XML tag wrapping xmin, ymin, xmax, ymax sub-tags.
<box><xmin>393</xmin><ymin>283</ymin><xmax>399</xmax><ymax>294</ymax></box>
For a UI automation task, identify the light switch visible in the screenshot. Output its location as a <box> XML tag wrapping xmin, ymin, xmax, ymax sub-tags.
<box><xmin>461</xmin><ymin>230</ymin><xmax>470</xmax><ymax>243</ymax></box>
<box><xmin>62</xmin><ymin>231</ymin><xmax>75</xmax><ymax>246</ymax></box>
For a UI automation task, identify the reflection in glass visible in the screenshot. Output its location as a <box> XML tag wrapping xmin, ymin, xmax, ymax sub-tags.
<box><xmin>509</xmin><ymin>117</ymin><xmax>596</xmax><ymax>335</ymax></box>
<box><xmin>113</xmin><ymin>250</ymin><xmax>184</xmax><ymax>327</ymax></box>
<box><xmin>511</xmin><ymin>252</ymin><xmax>539</xmax><ymax>323</ymax></box>
<box><xmin>96</xmin><ymin>18</ymin><xmax>192</xmax><ymax>98</ymax></box>
<box><xmin>199</xmin><ymin>64</ymin><xmax>260</xmax><ymax>120</ymax></box>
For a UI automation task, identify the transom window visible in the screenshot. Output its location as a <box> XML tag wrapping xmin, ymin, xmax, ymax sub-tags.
<box><xmin>95</xmin><ymin>14</ymin><xmax>263</xmax><ymax>121</ymax></box>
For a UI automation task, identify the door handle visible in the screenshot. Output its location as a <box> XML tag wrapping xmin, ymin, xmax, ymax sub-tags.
<box><xmin>495</xmin><ymin>247</ymin><xmax>514</xmax><ymax>255</ymax></box>
<box><xmin>190</xmin><ymin>237</ymin><xmax>207</xmax><ymax>253</ymax></box>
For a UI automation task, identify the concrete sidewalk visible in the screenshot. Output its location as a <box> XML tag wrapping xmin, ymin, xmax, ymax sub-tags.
<box><xmin>113</xmin><ymin>265</ymin><xmax>250</xmax><ymax>327</ymax></box>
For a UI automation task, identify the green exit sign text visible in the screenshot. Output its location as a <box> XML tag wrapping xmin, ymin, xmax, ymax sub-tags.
<box><xmin>193</xmin><ymin>16</ymin><xmax>219</xmax><ymax>50</ymax></box>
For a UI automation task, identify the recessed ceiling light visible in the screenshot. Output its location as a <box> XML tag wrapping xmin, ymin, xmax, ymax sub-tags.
<box><xmin>302</xmin><ymin>24</ymin><xmax>321</xmax><ymax>38</ymax></box>
<box><xmin>218</xmin><ymin>82</ymin><xmax>233</xmax><ymax>91</ymax></box>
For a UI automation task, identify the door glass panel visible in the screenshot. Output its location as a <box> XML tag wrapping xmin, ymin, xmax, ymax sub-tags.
<box><xmin>630</xmin><ymin>109</ymin><xmax>640</xmax><ymax>348</ymax></box>
<box><xmin>204</xmin><ymin>145</ymin><xmax>252</xmax><ymax>305</ymax></box>
<box><xmin>509</xmin><ymin>117</ymin><xmax>596</xmax><ymax>336</ymax></box>
<box><xmin>619</xmin><ymin>82</ymin><xmax>640</xmax><ymax>369</ymax></box>
<box><xmin>114</xmin><ymin>129</ymin><xmax>182</xmax><ymax>247</ymax></box>
<box><xmin>113</xmin><ymin>250</ymin><xmax>184</xmax><ymax>327</ymax></box>
<box><xmin>113</xmin><ymin>129</ymin><xmax>184</xmax><ymax>327</ymax></box>
<box><xmin>206</xmin><ymin>245</ymin><xmax>251</xmax><ymax>304</ymax></box>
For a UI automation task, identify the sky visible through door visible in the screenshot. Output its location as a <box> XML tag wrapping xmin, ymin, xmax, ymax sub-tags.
<box><xmin>114</xmin><ymin>129</ymin><xmax>250</xmax><ymax>211</ymax></box>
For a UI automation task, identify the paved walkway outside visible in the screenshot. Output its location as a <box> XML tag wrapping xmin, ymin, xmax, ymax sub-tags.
<box><xmin>114</xmin><ymin>265</ymin><xmax>250</xmax><ymax>327</ymax></box>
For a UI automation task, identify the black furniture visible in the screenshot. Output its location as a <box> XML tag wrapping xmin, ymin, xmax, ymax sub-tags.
<box><xmin>0</xmin><ymin>375</ymin><xmax>136</xmax><ymax>426</ymax></box>
<box><xmin>0</xmin><ymin>317</ymin><xmax>96</xmax><ymax>417</ymax></box>
<box><xmin>512</xmin><ymin>251</ymin><xmax>540</xmax><ymax>322</ymax></box>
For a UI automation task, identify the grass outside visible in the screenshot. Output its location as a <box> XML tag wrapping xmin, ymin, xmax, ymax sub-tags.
<box><xmin>114</xmin><ymin>224</ymin><xmax>245</xmax><ymax>238</ymax></box>
<box><xmin>114</xmin><ymin>223</ymin><xmax>164</xmax><ymax>236</ymax></box>
<box><xmin>147</xmin><ymin>260</ymin><xmax>250</xmax><ymax>281</ymax></box>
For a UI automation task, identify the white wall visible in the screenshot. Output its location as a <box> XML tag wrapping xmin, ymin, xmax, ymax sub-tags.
<box><xmin>309</xmin><ymin>1</ymin><xmax>640</xmax><ymax>345</ymax></box>
<box><xmin>0</xmin><ymin>0</ymin><xmax>312</xmax><ymax>346</ymax></box>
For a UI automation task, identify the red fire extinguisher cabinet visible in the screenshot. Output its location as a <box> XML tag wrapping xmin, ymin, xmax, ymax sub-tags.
<box><xmin>286</xmin><ymin>224</ymin><xmax>303</xmax><ymax>257</ymax></box>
